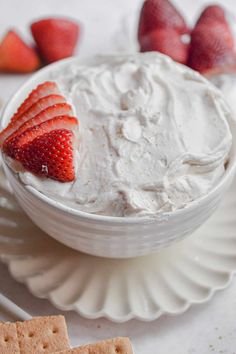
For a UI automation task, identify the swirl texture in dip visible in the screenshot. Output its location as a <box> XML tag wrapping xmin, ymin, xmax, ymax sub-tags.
<box><xmin>20</xmin><ymin>53</ymin><xmax>233</xmax><ymax>217</ymax></box>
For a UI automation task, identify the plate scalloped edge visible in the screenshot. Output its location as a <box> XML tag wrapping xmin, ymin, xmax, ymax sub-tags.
<box><xmin>1</xmin><ymin>164</ymin><xmax>236</xmax><ymax>322</ymax></box>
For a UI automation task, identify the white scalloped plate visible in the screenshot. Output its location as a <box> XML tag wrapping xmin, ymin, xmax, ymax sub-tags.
<box><xmin>1</xmin><ymin>164</ymin><xmax>236</xmax><ymax>322</ymax></box>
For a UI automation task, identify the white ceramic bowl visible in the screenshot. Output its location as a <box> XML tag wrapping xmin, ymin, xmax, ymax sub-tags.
<box><xmin>1</xmin><ymin>57</ymin><xmax>236</xmax><ymax>258</ymax></box>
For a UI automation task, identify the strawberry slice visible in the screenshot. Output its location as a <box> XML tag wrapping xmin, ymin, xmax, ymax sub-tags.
<box><xmin>188</xmin><ymin>22</ymin><xmax>236</xmax><ymax>75</ymax></box>
<box><xmin>0</xmin><ymin>94</ymin><xmax>66</xmax><ymax>146</ymax></box>
<box><xmin>138</xmin><ymin>0</ymin><xmax>189</xmax><ymax>43</ymax></box>
<box><xmin>31</xmin><ymin>18</ymin><xmax>80</xmax><ymax>63</ymax></box>
<box><xmin>19</xmin><ymin>129</ymin><xmax>75</xmax><ymax>182</ymax></box>
<box><xmin>140</xmin><ymin>28</ymin><xmax>188</xmax><ymax>64</ymax></box>
<box><xmin>11</xmin><ymin>81</ymin><xmax>60</xmax><ymax>123</ymax></box>
<box><xmin>3</xmin><ymin>103</ymin><xmax>73</xmax><ymax>158</ymax></box>
<box><xmin>0</xmin><ymin>30</ymin><xmax>40</xmax><ymax>73</ymax></box>
<box><xmin>9</xmin><ymin>115</ymin><xmax>78</xmax><ymax>158</ymax></box>
<box><xmin>6</xmin><ymin>116</ymin><xmax>78</xmax><ymax>182</ymax></box>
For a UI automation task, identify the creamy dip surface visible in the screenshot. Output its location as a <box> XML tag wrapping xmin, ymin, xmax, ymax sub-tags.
<box><xmin>18</xmin><ymin>53</ymin><xmax>233</xmax><ymax>217</ymax></box>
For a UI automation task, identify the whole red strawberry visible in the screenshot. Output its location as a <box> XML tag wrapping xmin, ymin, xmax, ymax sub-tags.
<box><xmin>194</xmin><ymin>5</ymin><xmax>234</xmax><ymax>49</ymax></box>
<box><xmin>0</xmin><ymin>30</ymin><xmax>40</xmax><ymax>73</ymax></box>
<box><xmin>31</xmin><ymin>18</ymin><xmax>80</xmax><ymax>63</ymax></box>
<box><xmin>196</xmin><ymin>5</ymin><xmax>229</xmax><ymax>28</ymax></box>
<box><xmin>138</xmin><ymin>0</ymin><xmax>189</xmax><ymax>43</ymax></box>
<box><xmin>188</xmin><ymin>4</ymin><xmax>236</xmax><ymax>75</ymax></box>
<box><xmin>188</xmin><ymin>22</ymin><xmax>236</xmax><ymax>75</ymax></box>
<box><xmin>140</xmin><ymin>28</ymin><xmax>188</xmax><ymax>64</ymax></box>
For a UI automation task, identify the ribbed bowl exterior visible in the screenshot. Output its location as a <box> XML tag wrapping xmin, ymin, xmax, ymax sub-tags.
<box><xmin>3</xmin><ymin>162</ymin><xmax>235</xmax><ymax>258</ymax></box>
<box><xmin>1</xmin><ymin>57</ymin><xmax>236</xmax><ymax>258</ymax></box>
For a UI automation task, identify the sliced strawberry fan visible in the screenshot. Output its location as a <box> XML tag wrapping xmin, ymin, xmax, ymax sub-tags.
<box><xmin>0</xmin><ymin>94</ymin><xmax>66</xmax><ymax>146</ymax></box>
<box><xmin>11</xmin><ymin>81</ymin><xmax>60</xmax><ymax>123</ymax></box>
<box><xmin>12</xmin><ymin>116</ymin><xmax>78</xmax><ymax>183</ymax></box>
<box><xmin>1</xmin><ymin>81</ymin><xmax>79</xmax><ymax>183</ymax></box>
<box><xmin>4</xmin><ymin>103</ymin><xmax>73</xmax><ymax>158</ymax></box>
<box><xmin>11</xmin><ymin>115</ymin><xmax>78</xmax><ymax>154</ymax></box>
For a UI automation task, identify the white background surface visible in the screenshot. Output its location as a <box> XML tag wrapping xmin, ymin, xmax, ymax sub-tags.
<box><xmin>0</xmin><ymin>0</ymin><xmax>236</xmax><ymax>353</ymax></box>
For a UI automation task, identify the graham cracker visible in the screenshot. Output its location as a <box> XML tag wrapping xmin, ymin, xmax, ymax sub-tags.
<box><xmin>55</xmin><ymin>337</ymin><xmax>133</xmax><ymax>354</ymax></box>
<box><xmin>0</xmin><ymin>322</ymin><xmax>20</xmax><ymax>354</ymax></box>
<box><xmin>16</xmin><ymin>315</ymin><xmax>70</xmax><ymax>354</ymax></box>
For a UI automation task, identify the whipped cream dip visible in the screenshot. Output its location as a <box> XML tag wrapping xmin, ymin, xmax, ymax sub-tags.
<box><xmin>18</xmin><ymin>53</ymin><xmax>232</xmax><ymax>217</ymax></box>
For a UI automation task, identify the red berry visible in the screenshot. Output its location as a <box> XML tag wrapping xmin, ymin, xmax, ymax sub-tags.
<box><xmin>0</xmin><ymin>94</ymin><xmax>66</xmax><ymax>146</ymax></box>
<box><xmin>6</xmin><ymin>116</ymin><xmax>78</xmax><ymax>183</ymax></box>
<box><xmin>11</xmin><ymin>115</ymin><xmax>78</xmax><ymax>155</ymax></box>
<box><xmin>138</xmin><ymin>0</ymin><xmax>189</xmax><ymax>43</ymax></box>
<box><xmin>11</xmin><ymin>81</ymin><xmax>60</xmax><ymax>123</ymax></box>
<box><xmin>0</xmin><ymin>30</ymin><xmax>40</xmax><ymax>73</ymax></box>
<box><xmin>4</xmin><ymin>103</ymin><xmax>73</xmax><ymax>158</ymax></box>
<box><xmin>31</xmin><ymin>18</ymin><xmax>80</xmax><ymax>63</ymax></box>
<box><xmin>193</xmin><ymin>5</ymin><xmax>234</xmax><ymax>49</ymax></box>
<box><xmin>196</xmin><ymin>5</ymin><xmax>229</xmax><ymax>27</ymax></box>
<box><xmin>188</xmin><ymin>22</ymin><xmax>236</xmax><ymax>75</ymax></box>
<box><xmin>1</xmin><ymin>80</ymin><xmax>80</xmax><ymax>183</ymax></box>
<box><xmin>18</xmin><ymin>129</ymin><xmax>76</xmax><ymax>182</ymax></box>
<box><xmin>140</xmin><ymin>28</ymin><xmax>188</xmax><ymax>64</ymax></box>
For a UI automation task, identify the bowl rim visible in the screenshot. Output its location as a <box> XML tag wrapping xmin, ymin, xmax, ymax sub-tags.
<box><xmin>1</xmin><ymin>55</ymin><xmax>236</xmax><ymax>224</ymax></box>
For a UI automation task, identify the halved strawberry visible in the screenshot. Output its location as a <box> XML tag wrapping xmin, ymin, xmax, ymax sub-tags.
<box><xmin>3</xmin><ymin>103</ymin><xmax>73</xmax><ymax>158</ymax></box>
<box><xmin>6</xmin><ymin>116</ymin><xmax>78</xmax><ymax>182</ymax></box>
<box><xmin>138</xmin><ymin>0</ymin><xmax>189</xmax><ymax>43</ymax></box>
<box><xmin>31</xmin><ymin>18</ymin><xmax>80</xmax><ymax>63</ymax></box>
<box><xmin>188</xmin><ymin>22</ymin><xmax>236</xmax><ymax>75</ymax></box>
<box><xmin>140</xmin><ymin>28</ymin><xmax>188</xmax><ymax>64</ymax></box>
<box><xmin>0</xmin><ymin>30</ymin><xmax>40</xmax><ymax>73</ymax></box>
<box><xmin>0</xmin><ymin>94</ymin><xmax>66</xmax><ymax>146</ymax></box>
<box><xmin>11</xmin><ymin>81</ymin><xmax>60</xmax><ymax>123</ymax></box>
